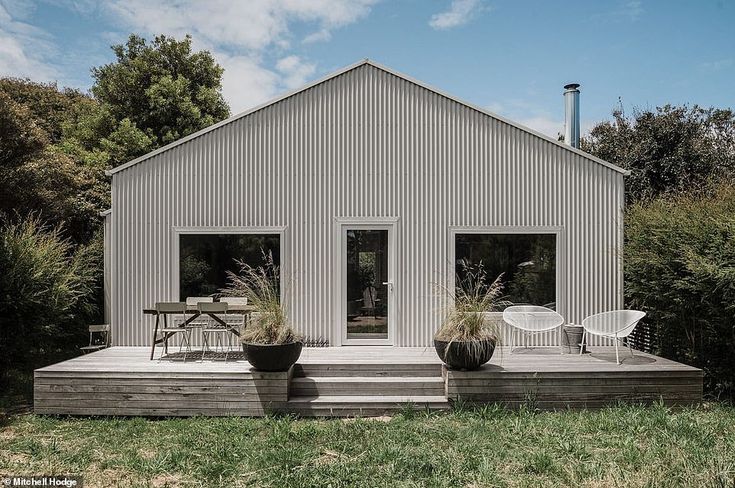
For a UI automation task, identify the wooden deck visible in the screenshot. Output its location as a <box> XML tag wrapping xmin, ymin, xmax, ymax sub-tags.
<box><xmin>34</xmin><ymin>346</ymin><xmax>702</xmax><ymax>417</ymax></box>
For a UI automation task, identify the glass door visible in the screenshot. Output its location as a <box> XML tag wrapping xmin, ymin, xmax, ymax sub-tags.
<box><xmin>343</xmin><ymin>227</ymin><xmax>394</xmax><ymax>344</ymax></box>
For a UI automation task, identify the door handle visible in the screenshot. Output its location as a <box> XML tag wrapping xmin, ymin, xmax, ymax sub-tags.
<box><xmin>382</xmin><ymin>281</ymin><xmax>393</xmax><ymax>292</ymax></box>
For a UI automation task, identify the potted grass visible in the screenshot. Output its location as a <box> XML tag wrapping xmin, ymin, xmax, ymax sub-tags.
<box><xmin>221</xmin><ymin>253</ymin><xmax>303</xmax><ymax>372</ymax></box>
<box><xmin>434</xmin><ymin>261</ymin><xmax>508</xmax><ymax>370</ymax></box>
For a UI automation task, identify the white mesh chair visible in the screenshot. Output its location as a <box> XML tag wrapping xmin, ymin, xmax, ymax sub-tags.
<box><xmin>580</xmin><ymin>310</ymin><xmax>646</xmax><ymax>364</ymax></box>
<box><xmin>503</xmin><ymin>305</ymin><xmax>565</xmax><ymax>353</ymax></box>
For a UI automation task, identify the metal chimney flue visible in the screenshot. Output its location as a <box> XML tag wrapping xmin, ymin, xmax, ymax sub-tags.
<box><xmin>563</xmin><ymin>83</ymin><xmax>580</xmax><ymax>148</ymax></box>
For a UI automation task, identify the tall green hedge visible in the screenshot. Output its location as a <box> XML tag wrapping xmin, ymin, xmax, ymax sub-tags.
<box><xmin>625</xmin><ymin>185</ymin><xmax>735</xmax><ymax>398</ymax></box>
<box><xmin>0</xmin><ymin>217</ymin><xmax>100</xmax><ymax>380</ymax></box>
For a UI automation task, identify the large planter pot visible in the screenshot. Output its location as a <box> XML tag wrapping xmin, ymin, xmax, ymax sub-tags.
<box><xmin>434</xmin><ymin>338</ymin><xmax>496</xmax><ymax>370</ymax></box>
<box><xmin>242</xmin><ymin>341</ymin><xmax>303</xmax><ymax>372</ymax></box>
<box><xmin>562</xmin><ymin>325</ymin><xmax>587</xmax><ymax>354</ymax></box>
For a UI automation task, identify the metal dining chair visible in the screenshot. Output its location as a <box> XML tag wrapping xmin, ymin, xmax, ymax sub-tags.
<box><xmin>154</xmin><ymin>302</ymin><xmax>191</xmax><ymax>360</ymax></box>
<box><xmin>80</xmin><ymin>324</ymin><xmax>111</xmax><ymax>353</ymax></box>
<box><xmin>219</xmin><ymin>297</ymin><xmax>248</xmax><ymax>356</ymax></box>
<box><xmin>200</xmin><ymin>301</ymin><xmax>230</xmax><ymax>360</ymax></box>
<box><xmin>184</xmin><ymin>296</ymin><xmax>214</xmax><ymax>327</ymax></box>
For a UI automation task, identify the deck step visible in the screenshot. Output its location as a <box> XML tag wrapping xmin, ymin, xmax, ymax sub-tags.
<box><xmin>290</xmin><ymin>376</ymin><xmax>445</xmax><ymax>397</ymax></box>
<box><xmin>286</xmin><ymin>395</ymin><xmax>450</xmax><ymax>417</ymax></box>
<box><xmin>292</xmin><ymin>363</ymin><xmax>442</xmax><ymax>377</ymax></box>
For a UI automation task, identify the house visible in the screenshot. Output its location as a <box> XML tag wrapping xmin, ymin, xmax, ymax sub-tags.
<box><xmin>102</xmin><ymin>59</ymin><xmax>628</xmax><ymax>348</ymax></box>
<box><xmin>38</xmin><ymin>60</ymin><xmax>704</xmax><ymax>417</ymax></box>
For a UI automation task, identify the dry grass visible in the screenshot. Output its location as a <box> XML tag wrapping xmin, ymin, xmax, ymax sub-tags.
<box><xmin>435</xmin><ymin>260</ymin><xmax>509</xmax><ymax>344</ymax></box>
<box><xmin>219</xmin><ymin>251</ymin><xmax>301</xmax><ymax>345</ymax></box>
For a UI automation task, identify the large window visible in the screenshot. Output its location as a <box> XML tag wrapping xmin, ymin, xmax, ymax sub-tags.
<box><xmin>179</xmin><ymin>234</ymin><xmax>280</xmax><ymax>300</ymax></box>
<box><xmin>455</xmin><ymin>233</ymin><xmax>556</xmax><ymax>308</ymax></box>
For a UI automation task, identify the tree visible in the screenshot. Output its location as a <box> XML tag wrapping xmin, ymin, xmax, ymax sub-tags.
<box><xmin>581</xmin><ymin>105</ymin><xmax>735</xmax><ymax>203</ymax></box>
<box><xmin>0</xmin><ymin>78</ymin><xmax>90</xmax><ymax>143</ymax></box>
<box><xmin>91</xmin><ymin>34</ymin><xmax>230</xmax><ymax>153</ymax></box>
<box><xmin>0</xmin><ymin>84</ymin><xmax>109</xmax><ymax>243</ymax></box>
<box><xmin>59</xmin><ymin>101</ymin><xmax>153</xmax><ymax>169</ymax></box>
<box><xmin>0</xmin><ymin>91</ymin><xmax>48</xmax><ymax>166</ymax></box>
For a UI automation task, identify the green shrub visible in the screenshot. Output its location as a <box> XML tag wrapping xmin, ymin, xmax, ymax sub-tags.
<box><xmin>625</xmin><ymin>185</ymin><xmax>735</xmax><ymax>398</ymax></box>
<box><xmin>0</xmin><ymin>216</ymin><xmax>100</xmax><ymax>381</ymax></box>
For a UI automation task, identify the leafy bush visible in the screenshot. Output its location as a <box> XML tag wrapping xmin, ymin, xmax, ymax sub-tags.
<box><xmin>625</xmin><ymin>185</ymin><xmax>735</xmax><ymax>398</ymax></box>
<box><xmin>0</xmin><ymin>216</ymin><xmax>100</xmax><ymax>380</ymax></box>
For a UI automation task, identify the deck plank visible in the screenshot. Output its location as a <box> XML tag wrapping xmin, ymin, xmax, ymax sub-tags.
<box><xmin>34</xmin><ymin>346</ymin><xmax>703</xmax><ymax>416</ymax></box>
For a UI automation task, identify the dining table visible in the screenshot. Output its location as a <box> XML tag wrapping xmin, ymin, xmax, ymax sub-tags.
<box><xmin>144</xmin><ymin>303</ymin><xmax>255</xmax><ymax>359</ymax></box>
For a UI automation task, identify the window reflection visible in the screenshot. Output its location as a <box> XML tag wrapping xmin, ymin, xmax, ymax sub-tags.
<box><xmin>179</xmin><ymin>234</ymin><xmax>280</xmax><ymax>300</ymax></box>
<box><xmin>346</xmin><ymin>230</ymin><xmax>389</xmax><ymax>339</ymax></box>
<box><xmin>455</xmin><ymin>233</ymin><xmax>556</xmax><ymax>308</ymax></box>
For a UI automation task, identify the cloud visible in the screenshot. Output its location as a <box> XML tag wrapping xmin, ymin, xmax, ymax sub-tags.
<box><xmin>515</xmin><ymin>114</ymin><xmax>595</xmax><ymax>140</ymax></box>
<box><xmin>276</xmin><ymin>55</ymin><xmax>317</xmax><ymax>89</ymax></box>
<box><xmin>217</xmin><ymin>55</ymin><xmax>280</xmax><ymax>113</ymax></box>
<box><xmin>624</xmin><ymin>0</ymin><xmax>643</xmax><ymax>21</ymax></box>
<box><xmin>303</xmin><ymin>29</ymin><xmax>332</xmax><ymax>44</ymax></box>
<box><xmin>591</xmin><ymin>0</ymin><xmax>644</xmax><ymax>23</ymax></box>
<box><xmin>429</xmin><ymin>0</ymin><xmax>483</xmax><ymax>30</ymax></box>
<box><xmin>0</xmin><ymin>2</ymin><xmax>59</xmax><ymax>81</ymax></box>
<box><xmin>515</xmin><ymin>115</ymin><xmax>564</xmax><ymax>139</ymax></box>
<box><xmin>487</xmin><ymin>99</ymin><xmax>595</xmax><ymax>140</ymax></box>
<box><xmin>100</xmin><ymin>0</ymin><xmax>379</xmax><ymax>111</ymax></box>
<box><xmin>700</xmin><ymin>58</ymin><xmax>733</xmax><ymax>72</ymax></box>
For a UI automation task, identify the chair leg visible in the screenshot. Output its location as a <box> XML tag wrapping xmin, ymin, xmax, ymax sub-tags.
<box><xmin>225</xmin><ymin>333</ymin><xmax>233</xmax><ymax>361</ymax></box>
<box><xmin>627</xmin><ymin>338</ymin><xmax>635</xmax><ymax>358</ymax></box>
<box><xmin>215</xmin><ymin>333</ymin><xmax>224</xmax><ymax>359</ymax></box>
<box><xmin>615</xmin><ymin>339</ymin><xmax>620</xmax><ymax>365</ymax></box>
<box><xmin>211</xmin><ymin>332</ymin><xmax>219</xmax><ymax>358</ymax></box>
<box><xmin>579</xmin><ymin>330</ymin><xmax>586</xmax><ymax>356</ymax></box>
<box><xmin>184</xmin><ymin>330</ymin><xmax>192</xmax><ymax>361</ymax></box>
<box><xmin>559</xmin><ymin>327</ymin><xmax>563</xmax><ymax>355</ymax></box>
<box><xmin>202</xmin><ymin>331</ymin><xmax>208</xmax><ymax>361</ymax></box>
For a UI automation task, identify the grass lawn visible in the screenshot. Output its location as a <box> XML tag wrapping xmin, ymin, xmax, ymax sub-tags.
<box><xmin>1</xmin><ymin>404</ymin><xmax>734</xmax><ymax>487</ymax></box>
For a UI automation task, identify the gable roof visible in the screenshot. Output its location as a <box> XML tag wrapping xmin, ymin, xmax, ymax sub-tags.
<box><xmin>106</xmin><ymin>59</ymin><xmax>628</xmax><ymax>176</ymax></box>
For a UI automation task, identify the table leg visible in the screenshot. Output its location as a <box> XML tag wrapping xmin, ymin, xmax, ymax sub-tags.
<box><xmin>209</xmin><ymin>312</ymin><xmax>227</xmax><ymax>327</ymax></box>
<box><xmin>150</xmin><ymin>313</ymin><xmax>160</xmax><ymax>360</ymax></box>
<box><xmin>184</xmin><ymin>312</ymin><xmax>202</xmax><ymax>327</ymax></box>
<box><xmin>163</xmin><ymin>314</ymin><xmax>169</xmax><ymax>354</ymax></box>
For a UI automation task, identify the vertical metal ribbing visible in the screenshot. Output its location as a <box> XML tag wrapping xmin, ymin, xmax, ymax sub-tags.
<box><xmin>110</xmin><ymin>64</ymin><xmax>624</xmax><ymax>346</ymax></box>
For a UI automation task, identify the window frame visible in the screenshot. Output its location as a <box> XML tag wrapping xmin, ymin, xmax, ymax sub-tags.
<box><xmin>172</xmin><ymin>226</ymin><xmax>288</xmax><ymax>304</ymax></box>
<box><xmin>447</xmin><ymin>226</ymin><xmax>564</xmax><ymax>317</ymax></box>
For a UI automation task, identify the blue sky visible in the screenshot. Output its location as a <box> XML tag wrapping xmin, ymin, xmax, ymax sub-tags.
<box><xmin>1</xmin><ymin>0</ymin><xmax>733</xmax><ymax>137</ymax></box>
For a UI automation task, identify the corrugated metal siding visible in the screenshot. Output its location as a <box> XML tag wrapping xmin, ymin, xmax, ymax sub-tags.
<box><xmin>110</xmin><ymin>64</ymin><xmax>624</xmax><ymax>347</ymax></box>
<box><xmin>103</xmin><ymin>212</ymin><xmax>111</xmax><ymax>325</ymax></box>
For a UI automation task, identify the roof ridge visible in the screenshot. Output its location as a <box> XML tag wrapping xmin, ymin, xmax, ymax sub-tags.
<box><xmin>106</xmin><ymin>59</ymin><xmax>627</xmax><ymax>176</ymax></box>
